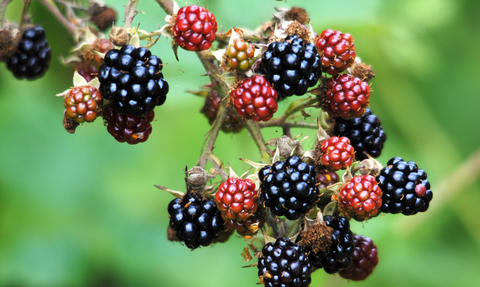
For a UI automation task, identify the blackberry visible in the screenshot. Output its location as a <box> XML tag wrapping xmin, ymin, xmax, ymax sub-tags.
<box><xmin>257</xmin><ymin>35</ymin><xmax>321</xmax><ymax>100</ymax></box>
<box><xmin>307</xmin><ymin>216</ymin><xmax>354</xmax><ymax>273</ymax></box>
<box><xmin>168</xmin><ymin>192</ymin><xmax>225</xmax><ymax>250</ymax></box>
<box><xmin>258</xmin><ymin>156</ymin><xmax>319</xmax><ymax>220</ymax></box>
<box><xmin>257</xmin><ymin>237</ymin><xmax>313</xmax><ymax>287</ymax></box>
<box><xmin>6</xmin><ymin>26</ymin><xmax>51</xmax><ymax>80</ymax></box>
<box><xmin>103</xmin><ymin>103</ymin><xmax>155</xmax><ymax>144</ymax></box>
<box><xmin>333</xmin><ymin>109</ymin><xmax>386</xmax><ymax>160</ymax></box>
<box><xmin>98</xmin><ymin>45</ymin><xmax>169</xmax><ymax>116</ymax></box>
<box><xmin>339</xmin><ymin>234</ymin><xmax>379</xmax><ymax>281</ymax></box>
<box><xmin>376</xmin><ymin>157</ymin><xmax>433</xmax><ymax>215</ymax></box>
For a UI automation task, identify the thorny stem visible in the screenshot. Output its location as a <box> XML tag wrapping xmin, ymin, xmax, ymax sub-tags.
<box><xmin>19</xmin><ymin>0</ymin><xmax>31</xmax><ymax>30</ymax></box>
<box><xmin>240</xmin><ymin>119</ymin><xmax>271</xmax><ymax>164</ymax></box>
<box><xmin>124</xmin><ymin>0</ymin><xmax>140</xmax><ymax>29</ymax></box>
<box><xmin>258</xmin><ymin>120</ymin><xmax>317</xmax><ymax>129</ymax></box>
<box><xmin>38</xmin><ymin>0</ymin><xmax>76</xmax><ymax>33</ymax></box>
<box><xmin>0</xmin><ymin>0</ymin><xmax>12</xmax><ymax>27</ymax></box>
<box><xmin>197</xmin><ymin>104</ymin><xmax>228</xmax><ymax>169</ymax></box>
<box><xmin>53</xmin><ymin>0</ymin><xmax>87</xmax><ymax>11</ymax></box>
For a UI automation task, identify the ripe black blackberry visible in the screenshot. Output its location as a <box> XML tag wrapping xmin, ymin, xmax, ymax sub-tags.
<box><xmin>258</xmin><ymin>156</ymin><xmax>319</xmax><ymax>220</ymax></box>
<box><xmin>257</xmin><ymin>237</ymin><xmax>313</xmax><ymax>287</ymax></box>
<box><xmin>6</xmin><ymin>27</ymin><xmax>51</xmax><ymax>80</ymax></box>
<box><xmin>98</xmin><ymin>45</ymin><xmax>169</xmax><ymax>116</ymax></box>
<box><xmin>168</xmin><ymin>192</ymin><xmax>225</xmax><ymax>250</ymax></box>
<box><xmin>376</xmin><ymin>157</ymin><xmax>433</xmax><ymax>215</ymax></box>
<box><xmin>256</xmin><ymin>35</ymin><xmax>321</xmax><ymax>100</ymax></box>
<box><xmin>307</xmin><ymin>216</ymin><xmax>354</xmax><ymax>274</ymax></box>
<box><xmin>333</xmin><ymin>109</ymin><xmax>386</xmax><ymax>160</ymax></box>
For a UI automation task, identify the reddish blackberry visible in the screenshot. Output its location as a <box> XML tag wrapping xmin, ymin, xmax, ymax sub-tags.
<box><xmin>215</xmin><ymin>177</ymin><xmax>258</xmax><ymax>221</ymax></box>
<box><xmin>333</xmin><ymin>109</ymin><xmax>386</xmax><ymax>160</ymax></box>
<box><xmin>103</xmin><ymin>103</ymin><xmax>155</xmax><ymax>144</ymax></box>
<box><xmin>339</xmin><ymin>235</ymin><xmax>379</xmax><ymax>281</ymax></box>
<box><xmin>324</xmin><ymin>74</ymin><xmax>370</xmax><ymax>120</ymax></box>
<box><xmin>307</xmin><ymin>215</ymin><xmax>354</xmax><ymax>274</ymax></box>
<box><xmin>6</xmin><ymin>27</ymin><xmax>51</xmax><ymax>80</ymax></box>
<box><xmin>257</xmin><ymin>35</ymin><xmax>321</xmax><ymax>100</ymax></box>
<box><xmin>98</xmin><ymin>45</ymin><xmax>169</xmax><ymax>116</ymax></box>
<box><xmin>172</xmin><ymin>5</ymin><xmax>217</xmax><ymax>51</ymax></box>
<box><xmin>200</xmin><ymin>88</ymin><xmax>243</xmax><ymax>133</ymax></box>
<box><xmin>64</xmin><ymin>85</ymin><xmax>103</xmax><ymax>123</ymax></box>
<box><xmin>257</xmin><ymin>237</ymin><xmax>313</xmax><ymax>287</ymax></box>
<box><xmin>168</xmin><ymin>192</ymin><xmax>225</xmax><ymax>250</ymax></box>
<box><xmin>376</xmin><ymin>157</ymin><xmax>433</xmax><ymax>215</ymax></box>
<box><xmin>230</xmin><ymin>75</ymin><xmax>278</xmax><ymax>122</ymax></box>
<box><xmin>258</xmin><ymin>156</ymin><xmax>319</xmax><ymax>220</ymax></box>
<box><xmin>336</xmin><ymin>175</ymin><xmax>382</xmax><ymax>221</ymax></box>
<box><xmin>315</xmin><ymin>29</ymin><xmax>356</xmax><ymax>76</ymax></box>
<box><xmin>318</xmin><ymin>136</ymin><xmax>355</xmax><ymax>171</ymax></box>
<box><xmin>226</xmin><ymin>38</ymin><xmax>256</xmax><ymax>71</ymax></box>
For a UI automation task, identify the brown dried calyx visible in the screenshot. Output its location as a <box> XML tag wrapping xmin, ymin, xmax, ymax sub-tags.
<box><xmin>298</xmin><ymin>222</ymin><xmax>333</xmax><ymax>254</ymax></box>
<box><xmin>286</xmin><ymin>21</ymin><xmax>309</xmax><ymax>42</ymax></box>
<box><xmin>109</xmin><ymin>26</ymin><xmax>129</xmax><ymax>46</ymax></box>
<box><xmin>285</xmin><ymin>7</ymin><xmax>309</xmax><ymax>25</ymax></box>
<box><xmin>63</xmin><ymin>114</ymin><xmax>79</xmax><ymax>134</ymax></box>
<box><xmin>351</xmin><ymin>62</ymin><xmax>375</xmax><ymax>82</ymax></box>
<box><xmin>0</xmin><ymin>29</ymin><xmax>18</xmax><ymax>62</ymax></box>
<box><xmin>91</xmin><ymin>5</ymin><xmax>117</xmax><ymax>31</ymax></box>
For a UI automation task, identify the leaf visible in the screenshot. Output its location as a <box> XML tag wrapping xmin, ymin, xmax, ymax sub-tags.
<box><xmin>323</xmin><ymin>201</ymin><xmax>337</xmax><ymax>217</ymax></box>
<box><xmin>73</xmin><ymin>71</ymin><xmax>88</xmax><ymax>87</ymax></box>
<box><xmin>228</xmin><ymin>164</ymin><xmax>239</xmax><ymax>179</ymax></box>
<box><xmin>86</xmin><ymin>77</ymin><xmax>100</xmax><ymax>89</ymax></box>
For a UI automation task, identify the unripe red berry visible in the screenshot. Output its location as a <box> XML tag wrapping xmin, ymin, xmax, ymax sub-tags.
<box><xmin>320</xmin><ymin>136</ymin><xmax>355</xmax><ymax>171</ymax></box>
<box><xmin>172</xmin><ymin>5</ymin><xmax>217</xmax><ymax>51</ymax></box>
<box><xmin>337</xmin><ymin>175</ymin><xmax>382</xmax><ymax>221</ymax></box>
<box><xmin>316</xmin><ymin>29</ymin><xmax>356</xmax><ymax>76</ymax></box>
<box><xmin>325</xmin><ymin>74</ymin><xmax>371</xmax><ymax>119</ymax></box>
<box><xmin>215</xmin><ymin>177</ymin><xmax>258</xmax><ymax>221</ymax></box>
<box><xmin>64</xmin><ymin>86</ymin><xmax>102</xmax><ymax>123</ymax></box>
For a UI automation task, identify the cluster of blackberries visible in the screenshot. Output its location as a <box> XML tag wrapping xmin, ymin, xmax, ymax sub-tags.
<box><xmin>377</xmin><ymin>157</ymin><xmax>433</xmax><ymax>215</ymax></box>
<box><xmin>259</xmin><ymin>156</ymin><xmax>319</xmax><ymax>220</ymax></box>
<box><xmin>6</xmin><ymin>27</ymin><xmax>51</xmax><ymax>80</ymax></box>
<box><xmin>98</xmin><ymin>45</ymin><xmax>169</xmax><ymax>116</ymax></box>
<box><xmin>256</xmin><ymin>35</ymin><xmax>321</xmax><ymax>100</ymax></box>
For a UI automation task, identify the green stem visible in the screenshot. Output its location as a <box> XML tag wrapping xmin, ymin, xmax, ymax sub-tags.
<box><xmin>258</xmin><ymin>120</ymin><xmax>317</xmax><ymax>129</ymax></box>
<box><xmin>241</xmin><ymin>119</ymin><xmax>271</xmax><ymax>164</ymax></box>
<box><xmin>19</xmin><ymin>0</ymin><xmax>31</xmax><ymax>30</ymax></box>
<box><xmin>197</xmin><ymin>104</ymin><xmax>228</xmax><ymax>168</ymax></box>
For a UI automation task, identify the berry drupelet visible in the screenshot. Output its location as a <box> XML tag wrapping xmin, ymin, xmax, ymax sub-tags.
<box><xmin>98</xmin><ymin>45</ymin><xmax>169</xmax><ymax>116</ymax></box>
<box><xmin>339</xmin><ymin>234</ymin><xmax>379</xmax><ymax>281</ymax></box>
<box><xmin>308</xmin><ymin>215</ymin><xmax>355</xmax><ymax>274</ymax></box>
<box><xmin>103</xmin><ymin>103</ymin><xmax>155</xmax><ymax>144</ymax></box>
<box><xmin>376</xmin><ymin>157</ymin><xmax>433</xmax><ymax>215</ymax></box>
<box><xmin>7</xmin><ymin>26</ymin><xmax>51</xmax><ymax>80</ymax></box>
<box><xmin>257</xmin><ymin>35</ymin><xmax>321</xmax><ymax>100</ymax></box>
<box><xmin>258</xmin><ymin>237</ymin><xmax>313</xmax><ymax>287</ymax></box>
<box><xmin>172</xmin><ymin>5</ymin><xmax>217</xmax><ymax>51</ymax></box>
<box><xmin>168</xmin><ymin>192</ymin><xmax>225</xmax><ymax>250</ymax></box>
<box><xmin>259</xmin><ymin>156</ymin><xmax>319</xmax><ymax>220</ymax></box>
<box><xmin>333</xmin><ymin>108</ymin><xmax>387</xmax><ymax>160</ymax></box>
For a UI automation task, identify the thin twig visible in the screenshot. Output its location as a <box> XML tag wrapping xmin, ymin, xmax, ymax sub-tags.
<box><xmin>124</xmin><ymin>0</ymin><xmax>140</xmax><ymax>29</ymax></box>
<box><xmin>53</xmin><ymin>0</ymin><xmax>87</xmax><ymax>11</ymax></box>
<box><xmin>19</xmin><ymin>0</ymin><xmax>31</xmax><ymax>30</ymax></box>
<box><xmin>258</xmin><ymin>121</ymin><xmax>317</xmax><ymax>129</ymax></box>
<box><xmin>0</xmin><ymin>0</ymin><xmax>13</xmax><ymax>27</ymax></box>
<box><xmin>155</xmin><ymin>0</ymin><xmax>173</xmax><ymax>15</ymax></box>
<box><xmin>38</xmin><ymin>0</ymin><xmax>76</xmax><ymax>33</ymax></box>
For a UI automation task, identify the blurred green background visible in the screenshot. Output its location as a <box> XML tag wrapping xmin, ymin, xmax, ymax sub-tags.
<box><xmin>1</xmin><ymin>0</ymin><xmax>479</xmax><ymax>286</ymax></box>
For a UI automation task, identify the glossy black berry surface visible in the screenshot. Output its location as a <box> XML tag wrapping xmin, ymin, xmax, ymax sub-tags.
<box><xmin>98</xmin><ymin>45</ymin><xmax>169</xmax><ymax>116</ymax></box>
<box><xmin>377</xmin><ymin>157</ymin><xmax>433</xmax><ymax>215</ymax></box>
<box><xmin>6</xmin><ymin>27</ymin><xmax>51</xmax><ymax>80</ymax></box>
<box><xmin>168</xmin><ymin>192</ymin><xmax>225</xmax><ymax>250</ymax></box>
<box><xmin>259</xmin><ymin>156</ymin><xmax>319</xmax><ymax>220</ymax></box>
<box><xmin>333</xmin><ymin>109</ymin><xmax>387</xmax><ymax>160</ymax></box>
<box><xmin>256</xmin><ymin>35</ymin><xmax>321</xmax><ymax>100</ymax></box>
<box><xmin>307</xmin><ymin>216</ymin><xmax>354</xmax><ymax>273</ymax></box>
<box><xmin>257</xmin><ymin>237</ymin><xmax>312</xmax><ymax>287</ymax></box>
